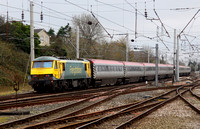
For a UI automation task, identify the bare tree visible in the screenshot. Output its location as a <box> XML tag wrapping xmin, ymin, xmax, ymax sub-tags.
<box><xmin>72</xmin><ymin>13</ymin><xmax>104</xmax><ymax>42</ymax></box>
<box><xmin>72</xmin><ymin>13</ymin><xmax>104</xmax><ymax>58</ymax></box>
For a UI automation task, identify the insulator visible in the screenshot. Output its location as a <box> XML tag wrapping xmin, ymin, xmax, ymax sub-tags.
<box><xmin>145</xmin><ymin>11</ymin><xmax>147</xmax><ymax>18</ymax></box>
<box><xmin>88</xmin><ymin>21</ymin><xmax>92</xmax><ymax>25</ymax></box>
<box><xmin>21</xmin><ymin>11</ymin><xmax>24</xmax><ymax>20</ymax></box>
<box><xmin>40</xmin><ymin>12</ymin><xmax>43</xmax><ymax>22</ymax></box>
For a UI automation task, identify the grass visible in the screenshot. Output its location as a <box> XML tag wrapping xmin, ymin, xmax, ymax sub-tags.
<box><xmin>0</xmin><ymin>40</ymin><xmax>30</xmax><ymax>87</ymax></box>
<box><xmin>0</xmin><ymin>117</ymin><xmax>9</xmax><ymax>123</ymax></box>
<box><xmin>0</xmin><ymin>83</ymin><xmax>33</xmax><ymax>96</ymax></box>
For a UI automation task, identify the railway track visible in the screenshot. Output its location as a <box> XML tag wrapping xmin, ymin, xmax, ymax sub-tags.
<box><xmin>32</xmin><ymin>82</ymin><xmax>196</xmax><ymax>129</ymax></box>
<box><xmin>178</xmin><ymin>85</ymin><xmax>200</xmax><ymax>114</ymax></box>
<box><xmin>0</xmin><ymin>76</ymin><xmax>187</xmax><ymax>102</ymax></box>
<box><xmin>0</xmin><ymin>83</ymin><xmax>183</xmax><ymax>110</ymax></box>
<box><xmin>75</xmin><ymin>88</ymin><xmax>182</xmax><ymax>129</ymax></box>
<box><xmin>10</xmin><ymin>85</ymin><xmax>191</xmax><ymax>128</ymax></box>
<box><xmin>0</xmin><ymin>77</ymin><xmax>195</xmax><ymax>128</ymax></box>
<box><xmin>0</xmin><ymin>82</ymin><xmax>182</xmax><ymax>129</ymax></box>
<box><xmin>0</xmin><ymin>83</ymin><xmax>144</xmax><ymax>129</ymax></box>
<box><xmin>0</xmin><ymin>83</ymin><xmax>145</xmax><ymax>110</ymax></box>
<box><xmin>113</xmin><ymin>84</ymin><xmax>200</xmax><ymax>129</ymax></box>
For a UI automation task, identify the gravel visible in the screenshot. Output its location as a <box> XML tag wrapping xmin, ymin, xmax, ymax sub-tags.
<box><xmin>86</xmin><ymin>89</ymin><xmax>167</xmax><ymax>114</ymax></box>
<box><xmin>0</xmin><ymin>100</ymin><xmax>77</xmax><ymax>124</ymax></box>
<box><xmin>129</xmin><ymin>98</ymin><xmax>200</xmax><ymax>129</ymax></box>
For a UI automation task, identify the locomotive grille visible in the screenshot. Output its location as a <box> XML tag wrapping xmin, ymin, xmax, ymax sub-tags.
<box><xmin>37</xmin><ymin>75</ymin><xmax>44</xmax><ymax>80</ymax></box>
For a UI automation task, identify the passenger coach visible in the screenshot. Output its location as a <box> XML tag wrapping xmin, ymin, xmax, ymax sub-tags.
<box><xmin>88</xmin><ymin>59</ymin><xmax>124</xmax><ymax>86</ymax></box>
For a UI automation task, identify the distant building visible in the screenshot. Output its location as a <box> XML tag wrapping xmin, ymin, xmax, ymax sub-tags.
<box><xmin>34</xmin><ymin>29</ymin><xmax>50</xmax><ymax>46</ymax></box>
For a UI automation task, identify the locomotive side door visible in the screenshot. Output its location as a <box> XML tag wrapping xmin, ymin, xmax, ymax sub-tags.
<box><xmin>53</xmin><ymin>61</ymin><xmax>61</xmax><ymax>79</ymax></box>
<box><xmin>83</xmin><ymin>62</ymin><xmax>91</xmax><ymax>78</ymax></box>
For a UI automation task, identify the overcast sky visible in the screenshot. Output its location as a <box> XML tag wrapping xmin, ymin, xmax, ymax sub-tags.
<box><xmin>1</xmin><ymin>0</ymin><xmax>200</xmax><ymax>64</ymax></box>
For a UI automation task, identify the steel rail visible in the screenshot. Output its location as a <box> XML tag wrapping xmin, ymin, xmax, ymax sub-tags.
<box><xmin>178</xmin><ymin>85</ymin><xmax>200</xmax><ymax>114</ymax></box>
<box><xmin>77</xmin><ymin>82</ymin><xmax>196</xmax><ymax>129</ymax></box>
<box><xmin>0</xmin><ymin>84</ymin><xmax>138</xmax><ymax>129</ymax></box>
<box><xmin>56</xmin><ymin>102</ymin><xmax>162</xmax><ymax>129</ymax></box>
<box><xmin>20</xmin><ymin>86</ymin><xmax>137</xmax><ymax>129</ymax></box>
<box><xmin>76</xmin><ymin>88</ymin><xmax>179</xmax><ymax>129</ymax></box>
<box><xmin>0</xmin><ymin>83</ymin><xmax>144</xmax><ymax>110</ymax></box>
<box><xmin>114</xmin><ymin>83</ymin><xmax>199</xmax><ymax>129</ymax></box>
<box><xmin>21</xmin><ymin>101</ymin><xmax>142</xmax><ymax>129</ymax></box>
<box><xmin>20</xmin><ymin>83</ymin><xmax>178</xmax><ymax>128</ymax></box>
<box><xmin>190</xmin><ymin>85</ymin><xmax>200</xmax><ymax>100</ymax></box>
<box><xmin>0</xmin><ymin>85</ymin><xmax>124</xmax><ymax>129</ymax></box>
<box><xmin>0</xmin><ymin>83</ymin><xmax>180</xmax><ymax>110</ymax></box>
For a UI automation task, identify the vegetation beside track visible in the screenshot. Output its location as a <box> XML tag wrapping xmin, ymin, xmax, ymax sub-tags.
<box><xmin>0</xmin><ymin>40</ymin><xmax>30</xmax><ymax>87</ymax></box>
<box><xmin>0</xmin><ymin>116</ymin><xmax>9</xmax><ymax>123</ymax></box>
<box><xmin>0</xmin><ymin>83</ymin><xmax>33</xmax><ymax>96</ymax></box>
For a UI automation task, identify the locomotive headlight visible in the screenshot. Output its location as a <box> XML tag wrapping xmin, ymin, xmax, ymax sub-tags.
<box><xmin>44</xmin><ymin>74</ymin><xmax>53</xmax><ymax>80</ymax></box>
<box><xmin>45</xmin><ymin>74</ymin><xmax>52</xmax><ymax>77</ymax></box>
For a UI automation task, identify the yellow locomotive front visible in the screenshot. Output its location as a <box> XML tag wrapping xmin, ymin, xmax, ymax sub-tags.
<box><xmin>29</xmin><ymin>56</ymin><xmax>64</xmax><ymax>92</ymax></box>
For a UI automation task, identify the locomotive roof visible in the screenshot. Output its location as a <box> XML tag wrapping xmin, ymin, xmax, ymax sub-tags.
<box><xmin>33</xmin><ymin>56</ymin><xmax>59</xmax><ymax>61</ymax></box>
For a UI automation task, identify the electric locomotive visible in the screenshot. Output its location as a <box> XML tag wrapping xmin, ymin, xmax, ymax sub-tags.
<box><xmin>29</xmin><ymin>56</ymin><xmax>91</xmax><ymax>92</ymax></box>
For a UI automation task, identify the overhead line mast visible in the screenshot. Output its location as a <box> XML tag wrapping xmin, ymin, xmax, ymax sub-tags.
<box><xmin>176</xmin><ymin>9</ymin><xmax>200</xmax><ymax>81</ymax></box>
<box><xmin>30</xmin><ymin>0</ymin><xmax>35</xmax><ymax>62</ymax></box>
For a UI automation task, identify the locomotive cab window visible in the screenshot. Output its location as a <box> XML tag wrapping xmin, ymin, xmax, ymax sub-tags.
<box><xmin>33</xmin><ymin>61</ymin><xmax>53</xmax><ymax>68</ymax></box>
<box><xmin>33</xmin><ymin>62</ymin><xmax>42</xmax><ymax>68</ymax></box>
<box><xmin>43</xmin><ymin>61</ymin><xmax>53</xmax><ymax>68</ymax></box>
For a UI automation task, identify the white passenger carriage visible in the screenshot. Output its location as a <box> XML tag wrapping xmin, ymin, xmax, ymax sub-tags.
<box><xmin>158</xmin><ymin>64</ymin><xmax>173</xmax><ymax>78</ymax></box>
<box><xmin>143</xmin><ymin>63</ymin><xmax>156</xmax><ymax>80</ymax></box>
<box><xmin>179</xmin><ymin>66</ymin><xmax>191</xmax><ymax>76</ymax></box>
<box><xmin>89</xmin><ymin>59</ymin><xmax>124</xmax><ymax>85</ymax></box>
<box><xmin>123</xmin><ymin>62</ymin><xmax>145</xmax><ymax>83</ymax></box>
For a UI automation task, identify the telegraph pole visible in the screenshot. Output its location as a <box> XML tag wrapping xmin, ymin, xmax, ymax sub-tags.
<box><xmin>176</xmin><ymin>35</ymin><xmax>180</xmax><ymax>81</ymax></box>
<box><xmin>76</xmin><ymin>26</ymin><xmax>79</xmax><ymax>59</ymax></box>
<box><xmin>173</xmin><ymin>29</ymin><xmax>176</xmax><ymax>83</ymax></box>
<box><xmin>148</xmin><ymin>48</ymin><xmax>150</xmax><ymax>63</ymax></box>
<box><xmin>176</xmin><ymin>9</ymin><xmax>200</xmax><ymax>81</ymax></box>
<box><xmin>134</xmin><ymin>2</ymin><xmax>138</xmax><ymax>62</ymax></box>
<box><xmin>126</xmin><ymin>33</ymin><xmax>129</xmax><ymax>61</ymax></box>
<box><xmin>155</xmin><ymin>44</ymin><xmax>158</xmax><ymax>86</ymax></box>
<box><xmin>30</xmin><ymin>1</ymin><xmax>35</xmax><ymax>62</ymax></box>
